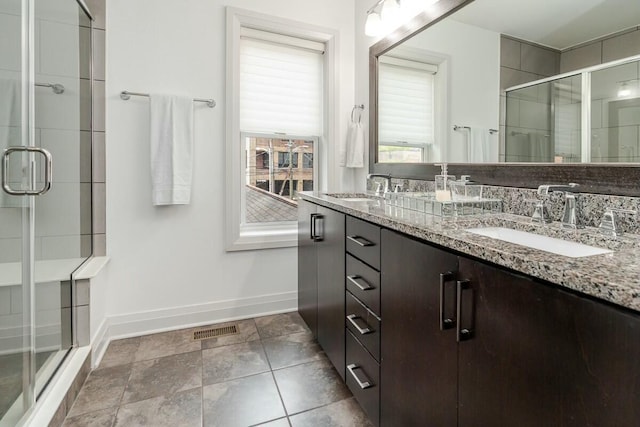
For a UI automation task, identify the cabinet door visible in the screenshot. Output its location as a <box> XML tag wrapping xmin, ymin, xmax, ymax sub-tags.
<box><xmin>380</xmin><ymin>230</ymin><xmax>459</xmax><ymax>427</ymax></box>
<box><xmin>298</xmin><ymin>200</ymin><xmax>318</xmax><ymax>337</ymax></box>
<box><xmin>457</xmin><ymin>256</ymin><xmax>640</xmax><ymax>427</ymax></box>
<box><xmin>316</xmin><ymin>206</ymin><xmax>346</xmax><ymax>380</ymax></box>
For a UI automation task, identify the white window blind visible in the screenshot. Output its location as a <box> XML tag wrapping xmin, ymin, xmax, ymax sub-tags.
<box><xmin>378</xmin><ymin>58</ymin><xmax>436</xmax><ymax>146</ymax></box>
<box><xmin>240</xmin><ymin>29</ymin><xmax>324</xmax><ymax>136</ymax></box>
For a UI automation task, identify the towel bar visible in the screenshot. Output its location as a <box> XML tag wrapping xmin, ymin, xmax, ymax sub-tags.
<box><xmin>120</xmin><ymin>90</ymin><xmax>216</xmax><ymax>108</ymax></box>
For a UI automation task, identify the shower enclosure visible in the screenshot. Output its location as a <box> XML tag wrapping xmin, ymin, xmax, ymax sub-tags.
<box><xmin>504</xmin><ymin>55</ymin><xmax>640</xmax><ymax>163</ymax></box>
<box><xmin>0</xmin><ymin>0</ymin><xmax>93</xmax><ymax>425</ymax></box>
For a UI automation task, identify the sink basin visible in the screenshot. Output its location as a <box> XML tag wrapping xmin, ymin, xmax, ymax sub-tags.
<box><xmin>465</xmin><ymin>227</ymin><xmax>613</xmax><ymax>258</ymax></box>
<box><xmin>325</xmin><ymin>193</ymin><xmax>378</xmax><ymax>202</ymax></box>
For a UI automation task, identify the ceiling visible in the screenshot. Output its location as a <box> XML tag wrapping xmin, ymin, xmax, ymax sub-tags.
<box><xmin>451</xmin><ymin>0</ymin><xmax>640</xmax><ymax>50</ymax></box>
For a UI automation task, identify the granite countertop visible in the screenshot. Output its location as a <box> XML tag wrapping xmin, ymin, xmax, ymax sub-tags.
<box><xmin>300</xmin><ymin>191</ymin><xmax>640</xmax><ymax>313</ymax></box>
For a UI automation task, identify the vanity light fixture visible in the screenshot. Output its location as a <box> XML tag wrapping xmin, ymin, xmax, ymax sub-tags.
<box><xmin>365</xmin><ymin>0</ymin><xmax>439</xmax><ymax>37</ymax></box>
<box><xmin>617</xmin><ymin>80</ymin><xmax>636</xmax><ymax>98</ymax></box>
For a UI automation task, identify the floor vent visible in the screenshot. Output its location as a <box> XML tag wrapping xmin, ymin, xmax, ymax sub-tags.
<box><xmin>193</xmin><ymin>325</ymin><xmax>238</xmax><ymax>341</ymax></box>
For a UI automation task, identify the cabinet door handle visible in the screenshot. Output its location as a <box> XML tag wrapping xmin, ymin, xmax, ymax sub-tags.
<box><xmin>347</xmin><ymin>235</ymin><xmax>374</xmax><ymax>247</ymax></box>
<box><xmin>347</xmin><ymin>314</ymin><xmax>372</xmax><ymax>335</ymax></box>
<box><xmin>347</xmin><ymin>275</ymin><xmax>373</xmax><ymax>291</ymax></box>
<box><xmin>310</xmin><ymin>213</ymin><xmax>317</xmax><ymax>240</ymax></box>
<box><xmin>439</xmin><ymin>272</ymin><xmax>456</xmax><ymax>331</ymax></box>
<box><xmin>310</xmin><ymin>214</ymin><xmax>324</xmax><ymax>241</ymax></box>
<box><xmin>456</xmin><ymin>279</ymin><xmax>474</xmax><ymax>342</ymax></box>
<box><xmin>347</xmin><ymin>363</ymin><xmax>372</xmax><ymax>389</ymax></box>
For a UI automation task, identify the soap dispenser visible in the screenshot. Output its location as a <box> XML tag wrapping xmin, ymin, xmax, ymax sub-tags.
<box><xmin>434</xmin><ymin>163</ymin><xmax>455</xmax><ymax>202</ymax></box>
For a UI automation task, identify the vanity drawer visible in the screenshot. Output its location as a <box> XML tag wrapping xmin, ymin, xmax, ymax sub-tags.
<box><xmin>346</xmin><ymin>254</ymin><xmax>380</xmax><ymax>315</ymax></box>
<box><xmin>346</xmin><ymin>217</ymin><xmax>381</xmax><ymax>269</ymax></box>
<box><xmin>346</xmin><ymin>330</ymin><xmax>380</xmax><ymax>427</ymax></box>
<box><xmin>346</xmin><ymin>291</ymin><xmax>380</xmax><ymax>361</ymax></box>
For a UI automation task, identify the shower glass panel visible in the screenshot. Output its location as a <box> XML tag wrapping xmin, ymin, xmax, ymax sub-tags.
<box><xmin>505</xmin><ymin>74</ymin><xmax>582</xmax><ymax>163</ymax></box>
<box><xmin>0</xmin><ymin>0</ymin><xmax>92</xmax><ymax>424</ymax></box>
<box><xmin>591</xmin><ymin>61</ymin><xmax>640</xmax><ymax>162</ymax></box>
<box><xmin>32</xmin><ymin>0</ymin><xmax>92</xmax><ymax>397</ymax></box>
<box><xmin>0</xmin><ymin>0</ymin><xmax>32</xmax><ymax>423</ymax></box>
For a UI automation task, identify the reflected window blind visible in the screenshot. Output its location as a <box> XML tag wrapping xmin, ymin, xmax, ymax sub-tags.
<box><xmin>378</xmin><ymin>58</ymin><xmax>436</xmax><ymax>146</ymax></box>
<box><xmin>240</xmin><ymin>29</ymin><xmax>324</xmax><ymax>136</ymax></box>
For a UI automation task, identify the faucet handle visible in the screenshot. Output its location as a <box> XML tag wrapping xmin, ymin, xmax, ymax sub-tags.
<box><xmin>599</xmin><ymin>207</ymin><xmax>637</xmax><ymax>237</ymax></box>
<box><xmin>526</xmin><ymin>198</ymin><xmax>552</xmax><ymax>224</ymax></box>
<box><xmin>393</xmin><ymin>183</ymin><xmax>403</xmax><ymax>193</ymax></box>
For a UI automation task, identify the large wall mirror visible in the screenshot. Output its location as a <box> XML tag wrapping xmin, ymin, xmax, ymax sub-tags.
<box><xmin>369</xmin><ymin>0</ymin><xmax>640</xmax><ymax>196</ymax></box>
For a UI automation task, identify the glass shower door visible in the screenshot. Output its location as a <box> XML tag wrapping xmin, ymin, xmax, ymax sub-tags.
<box><xmin>1</xmin><ymin>0</ymin><xmax>92</xmax><ymax>424</ymax></box>
<box><xmin>0</xmin><ymin>0</ymin><xmax>36</xmax><ymax>424</ymax></box>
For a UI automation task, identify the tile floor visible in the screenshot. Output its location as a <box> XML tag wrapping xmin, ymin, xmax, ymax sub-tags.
<box><xmin>61</xmin><ymin>312</ymin><xmax>374</xmax><ymax>427</ymax></box>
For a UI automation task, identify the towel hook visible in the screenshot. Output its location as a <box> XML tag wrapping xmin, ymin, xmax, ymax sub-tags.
<box><xmin>351</xmin><ymin>104</ymin><xmax>365</xmax><ymax>124</ymax></box>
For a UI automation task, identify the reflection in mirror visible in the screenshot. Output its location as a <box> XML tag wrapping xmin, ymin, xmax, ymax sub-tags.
<box><xmin>375</xmin><ymin>0</ymin><xmax>640</xmax><ymax>165</ymax></box>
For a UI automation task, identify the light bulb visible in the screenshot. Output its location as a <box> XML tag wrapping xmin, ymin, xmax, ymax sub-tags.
<box><xmin>381</xmin><ymin>0</ymin><xmax>401</xmax><ymax>28</ymax></box>
<box><xmin>365</xmin><ymin>11</ymin><xmax>382</xmax><ymax>37</ymax></box>
<box><xmin>618</xmin><ymin>82</ymin><xmax>632</xmax><ymax>98</ymax></box>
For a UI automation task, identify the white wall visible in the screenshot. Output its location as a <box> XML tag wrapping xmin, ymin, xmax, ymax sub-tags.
<box><xmin>103</xmin><ymin>0</ymin><xmax>357</xmax><ymax>338</ymax></box>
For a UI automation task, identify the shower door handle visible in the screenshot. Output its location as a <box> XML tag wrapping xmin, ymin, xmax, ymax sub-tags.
<box><xmin>2</xmin><ymin>147</ymin><xmax>52</xmax><ymax>196</ymax></box>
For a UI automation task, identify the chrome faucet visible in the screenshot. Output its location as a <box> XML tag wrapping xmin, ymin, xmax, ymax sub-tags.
<box><xmin>537</xmin><ymin>183</ymin><xmax>583</xmax><ymax>229</ymax></box>
<box><xmin>367</xmin><ymin>173</ymin><xmax>392</xmax><ymax>196</ymax></box>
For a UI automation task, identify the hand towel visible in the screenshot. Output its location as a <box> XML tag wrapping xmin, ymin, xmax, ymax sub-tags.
<box><xmin>149</xmin><ymin>94</ymin><xmax>194</xmax><ymax>205</ymax></box>
<box><xmin>469</xmin><ymin>128</ymin><xmax>489</xmax><ymax>163</ymax></box>
<box><xmin>340</xmin><ymin>121</ymin><xmax>365</xmax><ymax>168</ymax></box>
<box><xmin>0</xmin><ymin>77</ymin><xmax>23</xmax><ymax>208</ymax></box>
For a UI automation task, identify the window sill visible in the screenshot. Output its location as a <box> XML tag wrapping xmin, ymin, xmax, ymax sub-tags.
<box><xmin>226</xmin><ymin>222</ymin><xmax>298</xmax><ymax>251</ymax></box>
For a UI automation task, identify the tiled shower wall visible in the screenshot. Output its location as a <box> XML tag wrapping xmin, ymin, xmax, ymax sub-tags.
<box><xmin>88</xmin><ymin>0</ymin><xmax>106</xmax><ymax>257</ymax></box>
<box><xmin>499</xmin><ymin>29</ymin><xmax>640</xmax><ymax>163</ymax></box>
<box><xmin>560</xmin><ymin>26</ymin><xmax>640</xmax><ymax>73</ymax></box>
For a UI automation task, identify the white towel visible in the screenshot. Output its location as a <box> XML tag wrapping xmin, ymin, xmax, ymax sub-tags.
<box><xmin>340</xmin><ymin>121</ymin><xmax>365</xmax><ymax>168</ymax></box>
<box><xmin>149</xmin><ymin>94</ymin><xmax>194</xmax><ymax>205</ymax></box>
<box><xmin>469</xmin><ymin>128</ymin><xmax>489</xmax><ymax>163</ymax></box>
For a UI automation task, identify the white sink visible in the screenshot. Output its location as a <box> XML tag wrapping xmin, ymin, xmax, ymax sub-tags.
<box><xmin>340</xmin><ymin>198</ymin><xmax>376</xmax><ymax>202</ymax></box>
<box><xmin>325</xmin><ymin>193</ymin><xmax>378</xmax><ymax>202</ymax></box>
<box><xmin>465</xmin><ymin>227</ymin><xmax>613</xmax><ymax>258</ymax></box>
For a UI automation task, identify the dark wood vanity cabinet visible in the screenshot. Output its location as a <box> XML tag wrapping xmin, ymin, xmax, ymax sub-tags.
<box><xmin>457</xmin><ymin>256</ymin><xmax>640</xmax><ymax>427</ymax></box>
<box><xmin>297</xmin><ymin>200</ymin><xmax>346</xmax><ymax>380</ymax></box>
<box><xmin>380</xmin><ymin>229</ymin><xmax>459</xmax><ymax>427</ymax></box>
<box><xmin>298</xmin><ymin>200</ymin><xmax>318</xmax><ymax>336</ymax></box>
<box><xmin>299</xmin><ymin>202</ymin><xmax>640</xmax><ymax>426</ymax></box>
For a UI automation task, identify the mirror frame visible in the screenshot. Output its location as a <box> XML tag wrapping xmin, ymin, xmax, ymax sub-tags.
<box><xmin>368</xmin><ymin>0</ymin><xmax>640</xmax><ymax>196</ymax></box>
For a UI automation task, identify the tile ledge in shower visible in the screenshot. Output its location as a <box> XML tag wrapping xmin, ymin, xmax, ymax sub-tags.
<box><xmin>0</xmin><ymin>258</ymin><xmax>87</xmax><ymax>287</ymax></box>
<box><xmin>73</xmin><ymin>256</ymin><xmax>110</xmax><ymax>280</ymax></box>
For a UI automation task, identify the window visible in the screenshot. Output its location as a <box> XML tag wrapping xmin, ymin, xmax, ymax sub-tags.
<box><xmin>226</xmin><ymin>8</ymin><xmax>335</xmax><ymax>251</ymax></box>
<box><xmin>378</xmin><ymin>56</ymin><xmax>437</xmax><ymax>163</ymax></box>
<box><xmin>244</xmin><ymin>134</ymin><xmax>317</xmax><ymax>223</ymax></box>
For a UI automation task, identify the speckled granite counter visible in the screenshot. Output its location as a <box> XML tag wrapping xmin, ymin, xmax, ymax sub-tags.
<box><xmin>300</xmin><ymin>192</ymin><xmax>640</xmax><ymax>313</ymax></box>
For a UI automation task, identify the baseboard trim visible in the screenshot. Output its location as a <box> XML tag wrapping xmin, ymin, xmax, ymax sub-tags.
<box><xmin>90</xmin><ymin>318</ymin><xmax>109</xmax><ymax>369</ymax></box>
<box><xmin>106</xmin><ymin>291</ymin><xmax>298</xmax><ymax>341</ymax></box>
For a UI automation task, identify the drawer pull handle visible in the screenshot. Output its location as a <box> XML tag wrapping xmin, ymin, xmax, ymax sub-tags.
<box><xmin>456</xmin><ymin>280</ymin><xmax>475</xmax><ymax>342</ymax></box>
<box><xmin>347</xmin><ymin>314</ymin><xmax>372</xmax><ymax>335</ymax></box>
<box><xmin>347</xmin><ymin>275</ymin><xmax>373</xmax><ymax>291</ymax></box>
<box><xmin>347</xmin><ymin>235</ymin><xmax>374</xmax><ymax>247</ymax></box>
<box><xmin>347</xmin><ymin>363</ymin><xmax>372</xmax><ymax>389</ymax></box>
<box><xmin>439</xmin><ymin>272</ymin><xmax>456</xmax><ymax>331</ymax></box>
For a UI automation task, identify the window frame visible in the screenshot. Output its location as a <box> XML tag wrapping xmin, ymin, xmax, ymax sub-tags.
<box><xmin>225</xmin><ymin>8</ymin><xmax>338</xmax><ymax>251</ymax></box>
